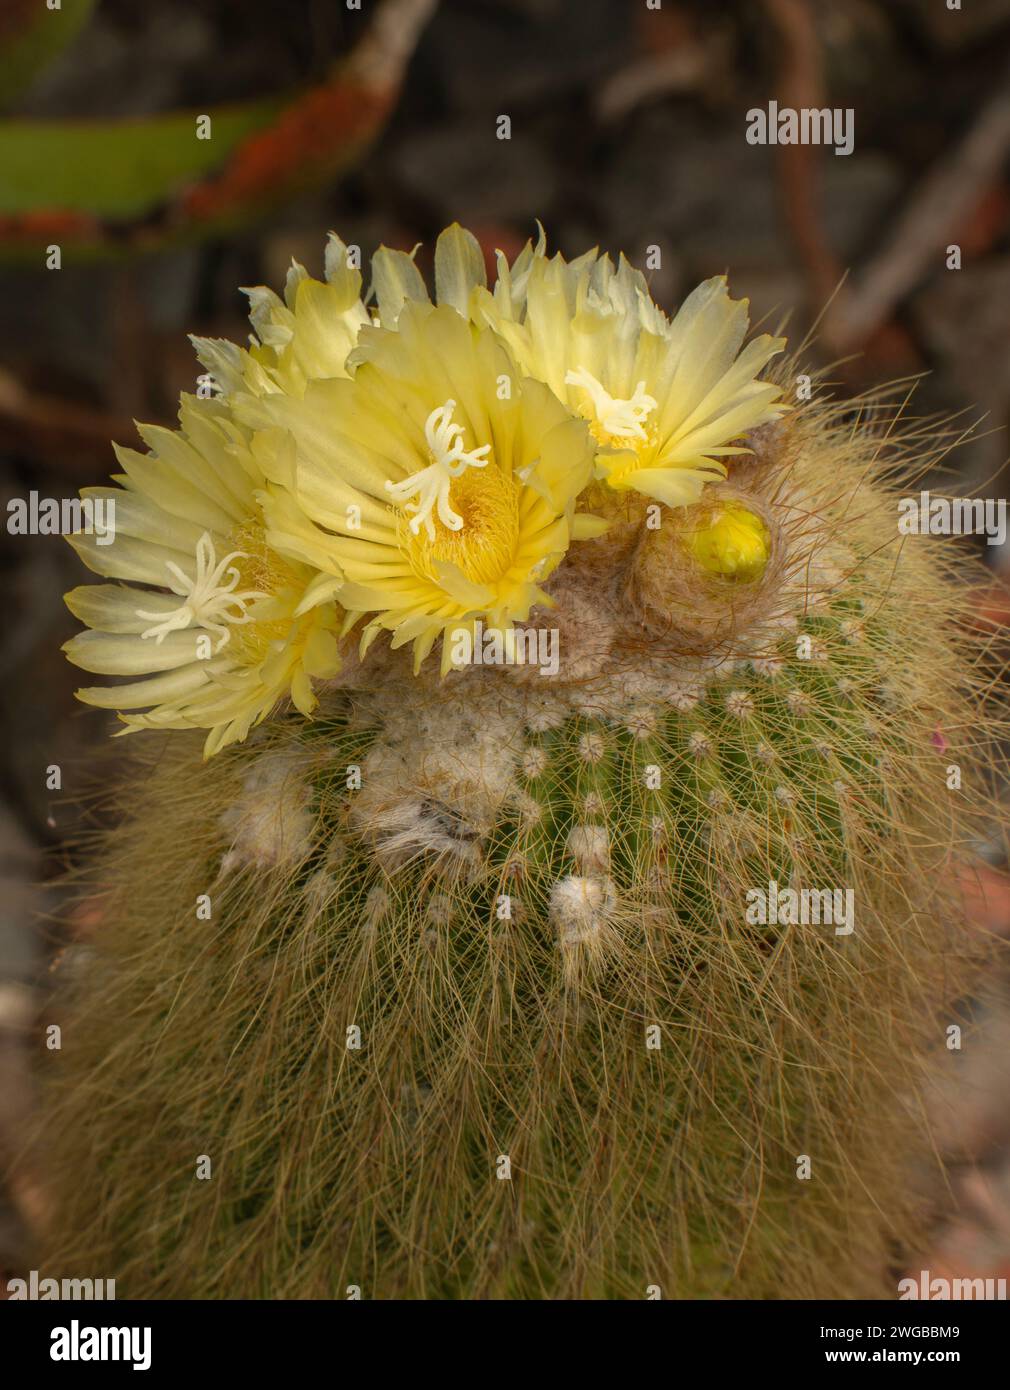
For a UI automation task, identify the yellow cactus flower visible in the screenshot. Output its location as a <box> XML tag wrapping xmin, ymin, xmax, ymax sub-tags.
<box><xmin>61</xmin><ymin>225</ymin><xmax>790</xmax><ymax>758</ymax></box>
<box><xmin>191</xmin><ymin>233</ymin><xmax>370</xmax><ymax>400</ymax></box>
<box><xmin>62</xmin><ymin>395</ymin><xmax>343</xmax><ymax>757</ymax></box>
<box><xmin>242</xmin><ymin>298</ymin><xmax>599</xmax><ymax>675</ymax></box>
<box><xmin>452</xmin><ymin>225</ymin><xmax>788</xmax><ymax>510</ymax></box>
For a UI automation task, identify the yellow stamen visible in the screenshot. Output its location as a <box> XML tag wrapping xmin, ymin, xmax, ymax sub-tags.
<box><xmin>401</xmin><ymin>454</ymin><xmax>519</xmax><ymax>589</ymax></box>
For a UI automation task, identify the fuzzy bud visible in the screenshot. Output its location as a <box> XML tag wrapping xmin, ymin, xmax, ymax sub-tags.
<box><xmin>681</xmin><ymin>501</ymin><xmax>770</xmax><ymax>583</ymax></box>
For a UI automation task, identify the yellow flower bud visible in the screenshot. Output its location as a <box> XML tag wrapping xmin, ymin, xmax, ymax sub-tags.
<box><xmin>682</xmin><ymin>501</ymin><xmax>770</xmax><ymax>583</ymax></box>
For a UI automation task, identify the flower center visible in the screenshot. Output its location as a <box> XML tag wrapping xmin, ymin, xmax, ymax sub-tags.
<box><xmin>399</xmin><ymin>449</ymin><xmax>519</xmax><ymax>590</ymax></box>
<box><xmin>564</xmin><ymin>368</ymin><xmax>657</xmax><ymax>443</ymax></box>
<box><xmin>226</xmin><ymin>521</ymin><xmax>312</xmax><ymax>666</ymax></box>
<box><xmin>385</xmin><ymin>399</ymin><xmax>491</xmax><ymax>541</ymax></box>
<box><xmin>136</xmin><ymin>531</ymin><xmax>268</xmax><ymax>655</ymax></box>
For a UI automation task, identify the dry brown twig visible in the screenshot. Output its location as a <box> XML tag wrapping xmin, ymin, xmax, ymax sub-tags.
<box><xmin>0</xmin><ymin>368</ymin><xmax>140</xmax><ymax>476</ymax></box>
<box><xmin>827</xmin><ymin>61</ymin><xmax>1010</xmax><ymax>352</ymax></box>
<box><xmin>595</xmin><ymin>37</ymin><xmax>724</xmax><ymax>124</ymax></box>
<box><xmin>763</xmin><ymin>0</ymin><xmax>843</xmax><ymax>318</ymax></box>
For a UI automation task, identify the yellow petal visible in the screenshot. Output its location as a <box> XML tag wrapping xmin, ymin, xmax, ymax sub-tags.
<box><xmin>63</xmin><ymin>629</ymin><xmax>206</xmax><ymax>675</ymax></box>
<box><xmin>370</xmin><ymin>245</ymin><xmax>428</xmax><ymax>327</ymax></box>
<box><xmin>74</xmin><ymin>664</ymin><xmax>211</xmax><ymax>710</ymax></box>
<box><xmin>434</xmin><ymin>223</ymin><xmax>487</xmax><ymax>315</ymax></box>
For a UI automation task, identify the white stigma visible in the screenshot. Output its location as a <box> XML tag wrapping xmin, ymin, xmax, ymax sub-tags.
<box><xmin>137</xmin><ymin>531</ymin><xmax>267</xmax><ymax>654</ymax></box>
<box><xmin>564</xmin><ymin>367</ymin><xmax>657</xmax><ymax>440</ymax></box>
<box><xmin>385</xmin><ymin>399</ymin><xmax>491</xmax><ymax>540</ymax></box>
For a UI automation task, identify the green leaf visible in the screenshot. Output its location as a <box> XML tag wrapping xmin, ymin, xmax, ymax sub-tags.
<box><xmin>0</xmin><ymin>99</ymin><xmax>283</xmax><ymax>220</ymax></box>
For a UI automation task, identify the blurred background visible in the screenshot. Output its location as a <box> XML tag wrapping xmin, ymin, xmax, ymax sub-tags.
<box><xmin>1</xmin><ymin>0</ymin><xmax>1009</xmax><ymax>1294</ymax></box>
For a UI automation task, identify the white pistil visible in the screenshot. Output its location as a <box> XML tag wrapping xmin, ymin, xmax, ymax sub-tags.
<box><xmin>385</xmin><ymin>399</ymin><xmax>491</xmax><ymax>540</ymax></box>
<box><xmin>137</xmin><ymin>531</ymin><xmax>267</xmax><ymax>654</ymax></box>
<box><xmin>564</xmin><ymin>367</ymin><xmax>657</xmax><ymax>440</ymax></box>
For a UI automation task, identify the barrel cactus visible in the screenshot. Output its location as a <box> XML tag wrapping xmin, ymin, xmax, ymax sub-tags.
<box><xmin>39</xmin><ymin>226</ymin><xmax>994</xmax><ymax>1299</ymax></box>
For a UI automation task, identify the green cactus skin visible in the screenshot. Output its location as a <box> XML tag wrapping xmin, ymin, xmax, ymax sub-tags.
<box><xmin>35</xmin><ymin>392</ymin><xmax>1001</xmax><ymax>1299</ymax></box>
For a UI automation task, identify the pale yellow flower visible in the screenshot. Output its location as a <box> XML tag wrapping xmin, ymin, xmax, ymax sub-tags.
<box><xmin>440</xmin><ymin>225</ymin><xmax>788</xmax><ymax>509</ymax></box>
<box><xmin>191</xmin><ymin>233</ymin><xmax>370</xmax><ymax>400</ymax></box>
<box><xmin>62</xmin><ymin>225</ymin><xmax>790</xmax><ymax>755</ymax></box>
<box><xmin>242</xmin><ymin>296</ymin><xmax>599</xmax><ymax>675</ymax></box>
<box><xmin>63</xmin><ymin>395</ymin><xmax>343</xmax><ymax>757</ymax></box>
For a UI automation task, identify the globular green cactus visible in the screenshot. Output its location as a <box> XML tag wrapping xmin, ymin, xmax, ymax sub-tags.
<box><xmin>36</xmin><ymin>229</ymin><xmax>1000</xmax><ymax>1299</ymax></box>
